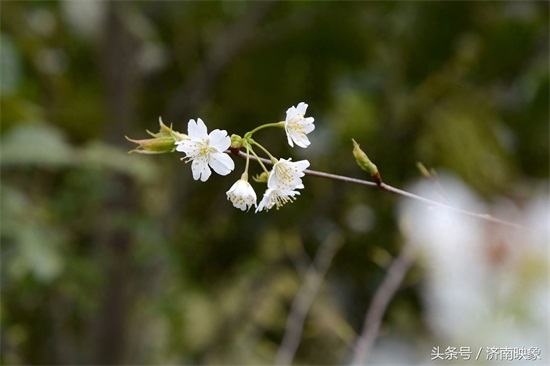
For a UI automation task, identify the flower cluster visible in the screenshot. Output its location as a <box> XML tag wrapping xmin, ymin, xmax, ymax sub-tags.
<box><xmin>131</xmin><ymin>103</ymin><xmax>315</xmax><ymax>212</ymax></box>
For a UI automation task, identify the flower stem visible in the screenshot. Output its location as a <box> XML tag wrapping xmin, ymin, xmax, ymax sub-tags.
<box><xmin>245</xmin><ymin>143</ymin><xmax>251</xmax><ymax>172</ymax></box>
<box><xmin>249</xmin><ymin>139</ymin><xmax>277</xmax><ymax>164</ymax></box>
<box><xmin>244</xmin><ymin>121</ymin><xmax>285</xmax><ymax>139</ymax></box>
<box><xmin>249</xmin><ymin>147</ymin><xmax>270</xmax><ymax>175</ymax></box>
<box><xmin>241</xmin><ymin>143</ymin><xmax>252</xmax><ymax>181</ymax></box>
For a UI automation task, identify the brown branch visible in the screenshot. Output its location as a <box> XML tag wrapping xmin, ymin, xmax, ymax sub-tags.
<box><xmin>350</xmin><ymin>242</ymin><xmax>416</xmax><ymax>365</ymax></box>
<box><xmin>275</xmin><ymin>232</ymin><xmax>344</xmax><ymax>366</ymax></box>
<box><xmin>230</xmin><ymin>150</ymin><xmax>532</xmax><ymax>231</ymax></box>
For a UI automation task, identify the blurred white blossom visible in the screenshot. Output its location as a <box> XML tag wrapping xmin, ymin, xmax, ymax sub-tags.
<box><xmin>398</xmin><ymin>173</ymin><xmax>548</xmax><ymax>363</ymax></box>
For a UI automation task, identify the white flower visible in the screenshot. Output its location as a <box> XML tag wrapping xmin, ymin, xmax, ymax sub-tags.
<box><xmin>268</xmin><ymin>158</ymin><xmax>310</xmax><ymax>191</ymax></box>
<box><xmin>227</xmin><ymin>179</ymin><xmax>257</xmax><ymax>211</ymax></box>
<box><xmin>175</xmin><ymin>118</ymin><xmax>235</xmax><ymax>182</ymax></box>
<box><xmin>255</xmin><ymin>187</ymin><xmax>300</xmax><ymax>213</ymax></box>
<box><xmin>284</xmin><ymin>102</ymin><xmax>315</xmax><ymax>148</ymax></box>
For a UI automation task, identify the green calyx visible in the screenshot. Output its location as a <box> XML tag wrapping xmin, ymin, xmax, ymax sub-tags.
<box><xmin>126</xmin><ymin>118</ymin><xmax>187</xmax><ymax>154</ymax></box>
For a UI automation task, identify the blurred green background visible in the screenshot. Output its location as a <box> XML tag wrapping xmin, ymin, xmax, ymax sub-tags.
<box><xmin>1</xmin><ymin>1</ymin><xmax>548</xmax><ymax>365</ymax></box>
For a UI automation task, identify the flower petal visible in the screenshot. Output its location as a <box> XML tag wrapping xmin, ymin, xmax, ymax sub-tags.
<box><xmin>289</xmin><ymin>132</ymin><xmax>310</xmax><ymax>148</ymax></box>
<box><xmin>286</xmin><ymin>132</ymin><xmax>295</xmax><ymax>147</ymax></box>
<box><xmin>294</xmin><ymin>159</ymin><xmax>310</xmax><ymax>170</ymax></box>
<box><xmin>256</xmin><ymin>189</ymin><xmax>274</xmax><ymax>213</ymax></box>
<box><xmin>209</xmin><ymin>129</ymin><xmax>231</xmax><ymax>151</ymax></box>
<box><xmin>296</xmin><ymin>102</ymin><xmax>308</xmax><ymax>115</ymax></box>
<box><xmin>304</xmin><ymin>119</ymin><xmax>315</xmax><ymax>133</ymax></box>
<box><xmin>256</xmin><ymin>187</ymin><xmax>300</xmax><ymax>212</ymax></box>
<box><xmin>176</xmin><ymin>139</ymin><xmax>198</xmax><ymax>155</ymax></box>
<box><xmin>190</xmin><ymin>158</ymin><xmax>211</xmax><ymax>181</ymax></box>
<box><xmin>286</xmin><ymin>106</ymin><xmax>297</xmax><ymax>121</ymax></box>
<box><xmin>200</xmin><ymin>167</ymin><xmax>212</xmax><ymax>181</ymax></box>
<box><xmin>209</xmin><ymin>152</ymin><xmax>235</xmax><ymax>176</ymax></box>
<box><xmin>188</xmin><ymin>118</ymin><xmax>208</xmax><ymax>140</ymax></box>
<box><xmin>175</xmin><ymin>142</ymin><xmax>187</xmax><ymax>152</ymax></box>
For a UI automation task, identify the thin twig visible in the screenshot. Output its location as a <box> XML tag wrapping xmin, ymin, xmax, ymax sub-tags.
<box><xmin>230</xmin><ymin>150</ymin><xmax>531</xmax><ymax>231</ymax></box>
<box><xmin>275</xmin><ymin>232</ymin><xmax>344</xmax><ymax>366</ymax></box>
<box><xmin>350</xmin><ymin>242</ymin><xmax>416</xmax><ymax>365</ymax></box>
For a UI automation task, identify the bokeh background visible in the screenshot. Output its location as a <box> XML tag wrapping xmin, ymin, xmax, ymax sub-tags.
<box><xmin>1</xmin><ymin>1</ymin><xmax>548</xmax><ymax>365</ymax></box>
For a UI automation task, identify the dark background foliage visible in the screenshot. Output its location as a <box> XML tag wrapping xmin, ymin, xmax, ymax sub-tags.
<box><xmin>1</xmin><ymin>1</ymin><xmax>548</xmax><ymax>364</ymax></box>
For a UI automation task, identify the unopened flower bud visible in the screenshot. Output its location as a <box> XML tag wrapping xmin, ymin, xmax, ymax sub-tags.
<box><xmin>126</xmin><ymin>117</ymin><xmax>187</xmax><ymax>154</ymax></box>
<box><xmin>157</xmin><ymin>117</ymin><xmax>188</xmax><ymax>142</ymax></box>
<box><xmin>230</xmin><ymin>134</ymin><xmax>243</xmax><ymax>149</ymax></box>
<box><xmin>125</xmin><ymin>136</ymin><xmax>176</xmax><ymax>154</ymax></box>
<box><xmin>352</xmin><ymin>138</ymin><xmax>382</xmax><ymax>185</ymax></box>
